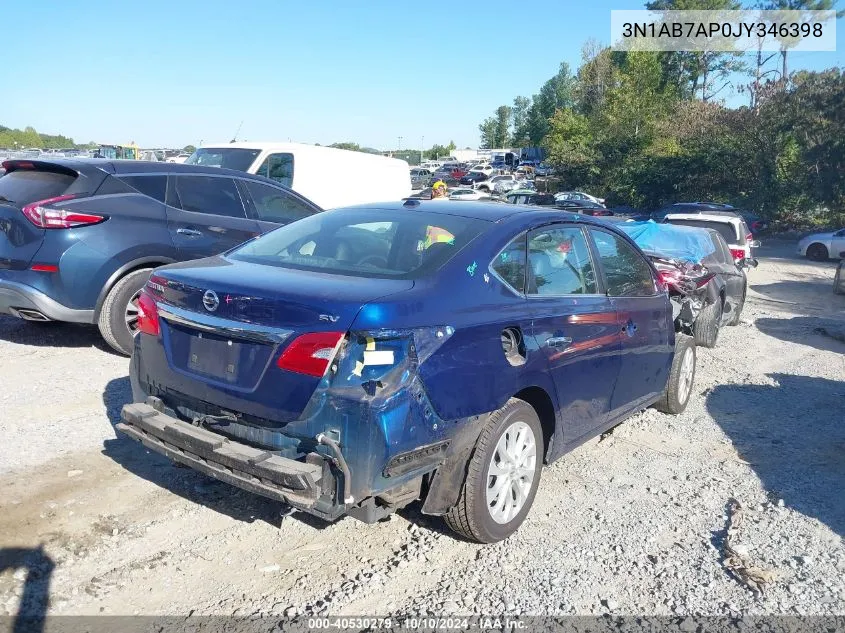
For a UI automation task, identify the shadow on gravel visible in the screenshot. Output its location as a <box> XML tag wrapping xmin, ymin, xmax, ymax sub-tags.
<box><xmin>0</xmin><ymin>316</ymin><xmax>118</xmax><ymax>354</ymax></box>
<box><xmin>706</xmin><ymin>373</ymin><xmax>845</xmax><ymax>538</ymax></box>
<box><xmin>99</xmin><ymin>377</ymin><xmax>334</xmax><ymax>532</ymax></box>
<box><xmin>756</xmin><ymin>316</ymin><xmax>845</xmax><ymax>353</ymax></box>
<box><xmin>0</xmin><ymin>545</ymin><xmax>54</xmax><ymax>632</ymax></box>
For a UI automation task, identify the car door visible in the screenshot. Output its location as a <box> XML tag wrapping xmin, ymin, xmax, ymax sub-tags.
<box><xmin>165</xmin><ymin>174</ymin><xmax>260</xmax><ymax>260</ymax></box>
<box><xmin>830</xmin><ymin>229</ymin><xmax>845</xmax><ymax>258</ymax></box>
<box><xmin>237</xmin><ymin>178</ymin><xmax>320</xmax><ymax>234</ymax></box>
<box><xmin>524</xmin><ymin>224</ymin><xmax>622</xmax><ymax>444</ymax></box>
<box><xmin>588</xmin><ymin>227</ymin><xmax>673</xmax><ymax>417</ymax></box>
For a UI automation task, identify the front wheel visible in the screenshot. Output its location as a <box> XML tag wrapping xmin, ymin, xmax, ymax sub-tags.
<box><xmin>807</xmin><ymin>243</ymin><xmax>829</xmax><ymax>261</ymax></box>
<box><xmin>444</xmin><ymin>399</ymin><xmax>543</xmax><ymax>543</ymax></box>
<box><xmin>654</xmin><ymin>334</ymin><xmax>696</xmax><ymax>415</ymax></box>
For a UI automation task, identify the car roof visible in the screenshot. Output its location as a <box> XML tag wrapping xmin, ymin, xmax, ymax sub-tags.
<box><xmin>2</xmin><ymin>157</ymin><xmax>257</xmax><ymax>179</ymax></box>
<box><xmin>664</xmin><ymin>213</ymin><xmax>741</xmax><ymax>224</ymax></box>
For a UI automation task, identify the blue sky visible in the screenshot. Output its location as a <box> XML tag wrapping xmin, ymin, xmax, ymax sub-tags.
<box><xmin>1</xmin><ymin>0</ymin><xmax>842</xmax><ymax>150</ymax></box>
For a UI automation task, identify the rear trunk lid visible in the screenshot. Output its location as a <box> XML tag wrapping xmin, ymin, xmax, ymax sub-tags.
<box><xmin>0</xmin><ymin>161</ymin><xmax>93</xmax><ymax>270</ymax></box>
<box><xmin>148</xmin><ymin>257</ymin><xmax>414</xmax><ymax>424</ymax></box>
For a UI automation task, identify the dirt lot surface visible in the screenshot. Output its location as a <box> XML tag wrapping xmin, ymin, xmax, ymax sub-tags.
<box><xmin>1</xmin><ymin>239</ymin><xmax>843</xmax><ymax>618</ymax></box>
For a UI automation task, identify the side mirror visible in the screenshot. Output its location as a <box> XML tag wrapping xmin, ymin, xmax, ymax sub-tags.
<box><xmin>750</xmin><ymin>240</ymin><xmax>761</xmax><ymax>248</ymax></box>
<box><xmin>745</xmin><ymin>258</ymin><xmax>759</xmax><ymax>268</ymax></box>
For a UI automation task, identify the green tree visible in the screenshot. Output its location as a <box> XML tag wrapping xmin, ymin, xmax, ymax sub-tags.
<box><xmin>330</xmin><ymin>142</ymin><xmax>362</xmax><ymax>152</ymax></box>
<box><xmin>183</xmin><ymin>145</ymin><xmax>196</xmax><ymax>153</ymax></box>
<box><xmin>494</xmin><ymin>105</ymin><xmax>512</xmax><ymax>147</ymax></box>
<box><xmin>511</xmin><ymin>96</ymin><xmax>532</xmax><ymax>145</ymax></box>
<box><xmin>478</xmin><ymin>118</ymin><xmax>497</xmax><ymax>148</ymax></box>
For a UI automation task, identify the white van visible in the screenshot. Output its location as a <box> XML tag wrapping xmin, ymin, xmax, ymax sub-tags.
<box><xmin>186</xmin><ymin>142</ymin><xmax>411</xmax><ymax>209</ymax></box>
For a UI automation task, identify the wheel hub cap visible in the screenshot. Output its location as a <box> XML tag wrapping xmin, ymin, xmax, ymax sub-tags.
<box><xmin>486</xmin><ymin>420</ymin><xmax>537</xmax><ymax>525</ymax></box>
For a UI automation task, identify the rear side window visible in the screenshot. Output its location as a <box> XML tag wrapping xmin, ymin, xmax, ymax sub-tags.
<box><xmin>229</xmin><ymin>208</ymin><xmax>486</xmax><ymax>279</ymax></box>
<box><xmin>491</xmin><ymin>235</ymin><xmax>527</xmax><ymax>293</ymax></box>
<box><xmin>589</xmin><ymin>229</ymin><xmax>656</xmax><ymax>297</ymax></box>
<box><xmin>120</xmin><ymin>175</ymin><xmax>167</xmax><ymax>202</ymax></box>
<box><xmin>0</xmin><ymin>170</ymin><xmax>75</xmax><ymax>205</ymax></box>
<box><xmin>254</xmin><ymin>153</ymin><xmax>294</xmax><ymax>187</ymax></box>
<box><xmin>169</xmin><ymin>176</ymin><xmax>246</xmax><ymax>218</ymax></box>
<box><xmin>527</xmin><ymin>226</ymin><xmax>597</xmax><ymax>295</ymax></box>
<box><xmin>666</xmin><ymin>219</ymin><xmax>737</xmax><ymax>244</ymax></box>
<box><xmin>241</xmin><ymin>180</ymin><xmax>316</xmax><ymax>225</ymax></box>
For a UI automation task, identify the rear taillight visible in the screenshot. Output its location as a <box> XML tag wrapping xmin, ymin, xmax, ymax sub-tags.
<box><xmin>657</xmin><ymin>269</ymin><xmax>683</xmax><ymax>288</ymax></box>
<box><xmin>30</xmin><ymin>264</ymin><xmax>59</xmax><ymax>273</ymax></box>
<box><xmin>21</xmin><ymin>195</ymin><xmax>104</xmax><ymax>229</ymax></box>
<box><xmin>277</xmin><ymin>331</ymin><xmax>344</xmax><ymax>377</ymax></box>
<box><xmin>730</xmin><ymin>248</ymin><xmax>746</xmax><ymax>261</ymax></box>
<box><xmin>136</xmin><ymin>289</ymin><xmax>160</xmax><ymax>337</ymax></box>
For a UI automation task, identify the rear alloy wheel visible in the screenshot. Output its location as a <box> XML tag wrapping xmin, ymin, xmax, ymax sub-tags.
<box><xmin>693</xmin><ymin>299</ymin><xmax>723</xmax><ymax>348</ymax></box>
<box><xmin>654</xmin><ymin>333</ymin><xmax>696</xmax><ymax>415</ymax></box>
<box><xmin>807</xmin><ymin>243</ymin><xmax>829</xmax><ymax>261</ymax></box>
<box><xmin>444</xmin><ymin>398</ymin><xmax>542</xmax><ymax>543</ymax></box>
<box><xmin>98</xmin><ymin>268</ymin><xmax>154</xmax><ymax>356</ymax></box>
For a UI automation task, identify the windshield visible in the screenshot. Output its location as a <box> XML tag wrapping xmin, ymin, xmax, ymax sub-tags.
<box><xmin>185</xmin><ymin>148</ymin><xmax>261</xmax><ymax>171</ymax></box>
<box><xmin>229</xmin><ymin>207</ymin><xmax>488</xmax><ymax>279</ymax></box>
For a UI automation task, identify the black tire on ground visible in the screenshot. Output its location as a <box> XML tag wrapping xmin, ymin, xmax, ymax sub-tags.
<box><xmin>653</xmin><ymin>333</ymin><xmax>696</xmax><ymax>415</ymax></box>
<box><xmin>444</xmin><ymin>398</ymin><xmax>543</xmax><ymax>543</ymax></box>
<box><xmin>97</xmin><ymin>268</ymin><xmax>153</xmax><ymax>356</ymax></box>
<box><xmin>726</xmin><ymin>284</ymin><xmax>746</xmax><ymax>326</ymax></box>
<box><xmin>693</xmin><ymin>299</ymin><xmax>723</xmax><ymax>348</ymax></box>
<box><xmin>807</xmin><ymin>243</ymin><xmax>829</xmax><ymax>261</ymax></box>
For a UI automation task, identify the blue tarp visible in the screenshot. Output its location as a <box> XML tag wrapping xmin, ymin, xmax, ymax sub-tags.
<box><xmin>617</xmin><ymin>220</ymin><xmax>715</xmax><ymax>263</ymax></box>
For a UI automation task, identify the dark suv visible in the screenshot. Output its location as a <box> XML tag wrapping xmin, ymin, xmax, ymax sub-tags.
<box><xmin>0</xmin><ymin>159</ymin><xmax>321</xmax><ymax>354</ymax></box>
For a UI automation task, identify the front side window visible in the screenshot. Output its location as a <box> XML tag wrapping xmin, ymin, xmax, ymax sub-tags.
<box><xmin>491</xmin><ymin>235</ymin><xmax>527</xmax><ymax>293</ymax></box>
<box><xmin>229</xmin><ymin>208</ymin><xmax>486</xmax><ymax>279</ymax></box>
<box><xmin>527</xmin><ymin>226</ymin><xmax>597</xmax><ymax>295</ymax></box>
<box><xmin>170</xmin><ymin>176</ymin><xmax>246</xmax><ymax>218</ymax></box>
<box><xmin>589</xmin><ymin>229</ymin><xmax>656</xmax><ymax>297</ymax></box>
<box><xmin>242</xmin><ymin>180</ymin><xmax>315</xmax><ymax>225</ymax></box>
<box><xmin>254</xmin><ymin>153</ymin><xmax>294</xmax><ymax>187</ymax></box>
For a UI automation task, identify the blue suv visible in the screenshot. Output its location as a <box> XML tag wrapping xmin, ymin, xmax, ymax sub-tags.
<box><xmin>0</xmin><ymin>159</ymin><xmax>320</xmax><ymax>354</ymax></box>
<box><xmin>118</xmin><ymin>200</ymin><xmax>697</xmax><ymax>542</ymax></box>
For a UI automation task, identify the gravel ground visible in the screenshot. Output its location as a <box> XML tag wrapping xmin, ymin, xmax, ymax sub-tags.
<box><xmin>0</xmin><ymin>240</ymin><xmax>843</xmax><ymax>618</ymax></box>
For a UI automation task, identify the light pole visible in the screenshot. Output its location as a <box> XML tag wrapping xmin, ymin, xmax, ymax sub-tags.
<box><xmin>421</xmin><ymin>136</ymin><xmax>424</xmax><ymax>165</ymax></box>
<box><xmin>398</xmin><ymin>136</ymin><xmax>402</xmax><ymax>152</ymax></box>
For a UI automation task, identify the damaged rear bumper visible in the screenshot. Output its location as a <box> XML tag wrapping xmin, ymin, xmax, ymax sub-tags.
<box><xmin>117</xmin><ymin>403</ymin><xmax>325</xmax><ymax>510</ymax></box>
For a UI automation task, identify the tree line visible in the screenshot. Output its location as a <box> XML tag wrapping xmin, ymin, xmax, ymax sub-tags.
<box><xmin>0</xmin><ymin>124</ymin><xmax>97</xmax><ymax>150</ymax></box>
<box><xmin>477</xmin><ymin>0</ymin><xmax>844</xmax><ymax>223</ymax></box>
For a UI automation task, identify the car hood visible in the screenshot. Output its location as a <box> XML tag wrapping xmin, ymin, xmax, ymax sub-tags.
<box><xmin>800</xmin><ymin>232</ymin><xmax>835</xmax><ymax>243</ymax></box>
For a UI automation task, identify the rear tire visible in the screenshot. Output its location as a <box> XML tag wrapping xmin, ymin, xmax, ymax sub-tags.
<box><xmin>693</xmin><ymin>299</ymin><xmax>723</xmax><ymax>348</ymax></box>
<box><xmin>726</xmin><ymin>284</ymin><xmax>746</xmax><ymax>326</ymax></box>
<box><xmin>807</xmin><ymin>243</ymin><xmax>829</xmax><ymax>261</ymax></box>
<box><xmin>98</xmin><ymin>268</ymin><xmax>153</xmax><ymax>356</ymax></box>
<box><xmin>654</xmin><ymin>334</ymin><xmax>696</xmax><ymax>415</ymax></box>
<box><xmin>444</xmin><ymin>398</ymin><xmax>543</xmax><ymax>543</ymax></box>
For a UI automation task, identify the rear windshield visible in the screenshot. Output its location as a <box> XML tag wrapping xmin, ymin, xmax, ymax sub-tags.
<box><xmin>229</xmin><ymin>208</ymin><xmax>487</xmax><ymax>279</ymax></box>
<box><xmin>0</xmin><ymin>169</ymin><xmax>75</xmax><ymax>206</ymax></box>
<box><xmin>665</xmin><ymin>219</ymin><xmax>738</xmax><ymax>244</ymax></box>
<box><xmin>185</xmin><ymin>148</ymin><xmax>261</xmax><ymax>172</ymax></box>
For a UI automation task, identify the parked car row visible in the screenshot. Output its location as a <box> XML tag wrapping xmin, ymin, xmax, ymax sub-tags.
<box><xmin>0</xmin><ymin>159</ymin><xmax>773</xmax><ymax>545</ymax></box>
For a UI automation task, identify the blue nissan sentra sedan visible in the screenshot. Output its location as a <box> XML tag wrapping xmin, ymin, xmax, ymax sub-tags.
<box><xmin>118</xmin><ymin>199</ymin><xmax>696</xmax><ymax>542</ymax></box>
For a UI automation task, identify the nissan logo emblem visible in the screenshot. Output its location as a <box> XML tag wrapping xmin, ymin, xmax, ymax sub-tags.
<box><xmin>202</xmin><ymin>290</ymin><xmax>220</xmax><ymax>312</ymax></box>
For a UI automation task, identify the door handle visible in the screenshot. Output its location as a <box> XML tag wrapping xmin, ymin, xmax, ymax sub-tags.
<box><xmin>546</xmin><ymin>336</ymin><xmax>572</xmax><ymax>348</ymax></box>
<box><xmin>177</xmin><ymin>228</ymin><xmax>202</xmax><ymax>237</ymax></box>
